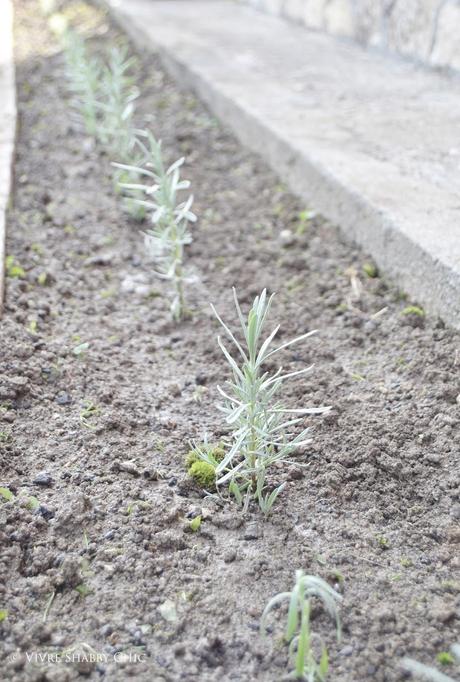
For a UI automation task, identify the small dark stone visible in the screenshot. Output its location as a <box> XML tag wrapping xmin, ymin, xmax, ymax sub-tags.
<box><xmin>223</xmin><ymin>549</ymin><xmax>237</xmax><ymax>563</ymax></box>
<box><xmin>288</xmin><ymin>466</ymin><xmax>304</xmax><ymax>481</ymax></box>
<box><xmin>53</xmin><ymin>554</ymin><xmax>65</xmax><ymax>567</ymax></box>
<box><xmin>33</xmin><ymin>471</ymin><xmax>53</xmax><ymax>487</ymax></box>
<box><xmin>168</xmin><ymin>383</ymin><xmax>182</xmax><ymax>397</ymax></box>
<box><xmin>55</xmin><ymin>391</ymin><xmax>72</xmax><ymax>406</ymax></box>
<box><xmin>168</xmin><ymin>477</ymin><xmax>177</xmax><ymax>487</ymax></box>
<box><xmin>100</xmin><ymin>624</ymin><xmax>113</xmax><ymax>637</ymax></box>
<box><xmin>243</xmin><ymin>523</ymin><xmax>259</xmax><ymax>540</ymax></box>
<box><xmin>195</xmin><ymin>373</ymin><xmax>208</xmax><ymax>385</ymax></box>
<box><xmin>363</xmin><ymin>320</ymin><xmax>377</xmax><ymax>335</ymax></box>
<box><xmin>41</xmin><ymin>190</ymin><xmax>51</xmax><ymax>205</ymax></box>
<box><xmin>84</xmin><ymin>253</ymin><xmax>113</xmax><ymax>267</ymax></box>
<box><xmin>35</xmin><ymin>505</ymin><xmax>55</xmax><ymax>521</ymax></box>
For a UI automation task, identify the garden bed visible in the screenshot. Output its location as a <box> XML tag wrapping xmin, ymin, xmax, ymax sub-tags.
<box><xmin>1</xmin><ymin>1</ymin><xmax>459</xmax><ymax>680</ymax></box>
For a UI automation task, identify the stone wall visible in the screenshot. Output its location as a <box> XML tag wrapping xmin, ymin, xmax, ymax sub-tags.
<box><xmin>243</xmin><ymin>0</ymin><xmax>460</xmax><ymax>72</ymax></box>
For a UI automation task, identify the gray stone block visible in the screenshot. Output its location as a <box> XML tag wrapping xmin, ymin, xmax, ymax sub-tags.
<box><xmin>283</xmin><ymin>0</ymin><xmax>305</xmax><ymax>22</ymax></box>
<box><xmin>104</xmin><ymin>0</ymin><xmax>460</xmax><ymax>329</ymax></box>
<box><xmin>324</xmin><ymin>0</ymin><xmax>355</xmax><ymax>38</ymax></box>
<box><xmin>431</xmin><ymin>0</ymin><xmax>460</xmax><ymax>71</ymax></box>
<box><xmin>387</xmin><ymin>0</ymin><xmax>439</xmax><ymax>61</ymax></box>
<box><xmin>241</xmin><ymin>0</ymin><xmax>460</xmax><ymax>74</ymax></box>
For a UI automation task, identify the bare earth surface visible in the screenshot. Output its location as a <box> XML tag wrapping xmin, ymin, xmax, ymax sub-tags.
<box><xmin>1</xmin><ymin>2</ymin><xmax>459</xmax><ymax>681</ymax></box>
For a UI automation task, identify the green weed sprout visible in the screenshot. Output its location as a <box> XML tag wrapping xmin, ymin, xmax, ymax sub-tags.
<box><xmin>63</xmin><ymin>30</ymin><xmax>101</xmax><ymax>137</ymax></box>
<box><xmin>185</xmin><ymin>442</ymin><xmax>225</xmax><ymax>469</ymax></box>
<box><xmin>402</xmin><ymin>644</ymin><xmax>460</xmax><ymax>682</ymax></box>
<box><xmin>209</xmin><ymin>288</ymin><xmax>329</xmax><ymax>514</ymax></box>
<box><xmin>402</xmin><ymin>305</ymin><xmax>425</xmax><ymax>317</ymax></box>
<box><xmin>185</xmin><ymin>442</ymin><xmax>225</xmax><ymax>489</ymax></box>
<box><xmin>261</xmin><ymin>571</ymin><xmax>342</xmax><ymax>680</ymax></box>
<box><xmin>114</xmin><ymin>130</ymin><xmax>196</xmax><ymax>321</ymax></box>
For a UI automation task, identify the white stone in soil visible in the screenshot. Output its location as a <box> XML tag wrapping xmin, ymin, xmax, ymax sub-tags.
<box><xmin>430</xmin><ymin>0</ymin><xmax>460</xmax><ymax>71</ymax></box>
<box><xmin>323</xmin><ymin>0</ymin><xmax>355</xmax><ymax>37</ymax></box>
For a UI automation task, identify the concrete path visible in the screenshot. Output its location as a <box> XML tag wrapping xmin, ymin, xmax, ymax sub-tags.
<box><xmin>0</xmin><ymin>0</ymin><xmax>16</xmax><ymax>315</ymax></box>
<box><xmin>106</xmin><ymin>0</ymin><xmax>460</xmax><ymax>328</ymax></box>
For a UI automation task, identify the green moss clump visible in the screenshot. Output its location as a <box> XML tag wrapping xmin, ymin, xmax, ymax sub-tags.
<box><xmin>185</xmin><ymin>443</ymin><xmax>226</xmax><ymax>489</ymax></box>
<box><xmin>6</xmin><ymin>256</ymin><xmax>25</xmax><ymax>279</ymax></box>
<box><xmin>436</xmin><ymin>652</ymin><xmax>455</xmax><ymax>666</ymax></box>
<box><xmin>189</xmin><ymin>515</ymin><xmax>202</xmax><ymax>532</ymax></box>
<box><xmin>185</xmin><ymin>448</ymin><xmax>200</xmax><ymax>469</ymax></box>
<box><xmin>211</xmin><ymin>443</ymin><xmax>225</xmax><ymax>462</ymax></box>
<box><xmin>0</xmin><ymin>487</ymin><xmax>14</xmax><ymax>503</ymax></box>
<box><xmin>376</xmin><ymin>535</ymin><xmax>389</xmax><ymax>549</ymax></box>
<box><xmin>188</xmin><ymin>461</ymin><xmax>216</xmax><ymax>489</ymax></box>
<box><xmin>363</xmin><ymin>262</ymin><xmax>378</xmax><ymax>278</ymax></box>
<box><xmin>402</xmin><ymin>305</ymin><xmax>425</xmax><ymax>317</ymax></box>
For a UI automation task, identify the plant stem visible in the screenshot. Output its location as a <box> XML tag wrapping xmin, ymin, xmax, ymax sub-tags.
<box><xmin>43</xmin><ymin>590</ymin><xmax>56</xmax><ymax>623</ymax></box>
<box><xmin>296</xmin><ymin>590</ymin><xmax>310</xmax><ymax>678</ymax></box>
<box><xmin>170</xmin><ymin>213</ymin><xmax>186</xmax><ymax>320</ymax></box>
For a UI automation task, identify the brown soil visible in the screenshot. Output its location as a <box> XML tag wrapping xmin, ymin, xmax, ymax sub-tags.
<box><xmin>1</xmin><ymin>2</ymin><xmax>459</xmax><ymax>680</ymax></box>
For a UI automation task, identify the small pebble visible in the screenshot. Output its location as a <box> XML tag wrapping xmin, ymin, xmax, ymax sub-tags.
<box><xmin>288</xmin><ymin>466</ymin><xmax>304</xmax><ymax>481</ymax></box>
<box><xmin>55</xmin><ymin>391</ymin><xmax>72</xmax><ymax>405</ymax></box>
<box><xmin>35</xmin><ymin>505</ymin><xmax>54</xmax><ymax>521</ymax></box>
<box><xmin>168</xmin><ymin>383</ymin><xmax>182</xmax><ymax>397</ymax></box>
<box><xmin>112</xmin><ymin>460</ymin><xmax>140</xmax><ymax>477</ymax></box>
<box><xmin>340</xmin><ymin>645</ymin><xmax>353</xmax><ymax>657</ymax></box>
<box><xmin>84</xmin><ymin>253</ymin><xmax>113</xmax><ymax>267</ymax></box>
<box><xmin>223</xmin><ymin>549</ymin><xmax>237</xmax><ymax>563</ymax></box>
<box><xmin>363</xmin><ymin>320</ymin><xmax>377</xmax><ymax>335</ymax></box>
<box><xmin>243</xmin><ymin>523</ymin><xmax>259</xmax><ymax>540</ymax></box>
<box><xmin>279</xmin><ymin>229</ymin><xmax>296</xmax><ymax>247</ymax></box>
<box><xmin>100</xmin><ymin>624</ymin><xmax>113</xmax><ymax>637</ymax></box>
<box><xmin>33</xmin><ymin>471</ymin><xmax>53</xmax><ymax>487</ymax></box>
<box><xmin>142</xmin><ymin>468</ymin><xmax>158</xmax><ymax>480</ymax></box>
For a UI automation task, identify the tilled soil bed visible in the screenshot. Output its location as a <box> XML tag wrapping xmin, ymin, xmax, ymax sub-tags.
<box><xmin>1</xmin><ymin>2</ymin><xmax>459</xmax><ymax>680</ymax></box>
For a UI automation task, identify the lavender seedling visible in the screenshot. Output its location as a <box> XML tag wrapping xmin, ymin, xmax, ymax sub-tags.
<box><xmin>114</xmin><ymin>130</ymin><xmax>196</xmax><ymax>320</ymax></box>
<box><xmin>63</xmin><ymin>35</ymin><xmax>140</xmax><ymax>210</ymax></box>
<box><xmin>207</xmin><ymin>288</ymin><xmax>329</xmax><ymax>514</ymax></box>
<box><xmin>261</xmin><ymin>571</ymin><xmax>342</xmax><ymax>681</ymax></box>
<box><xmin>97</xmin><ymin>45</ymin><xmax>138</xmax><ymax>158</ymax></box>
<box><xmin>97</xmin><ymin>45</ymin><xmax>142</xmax><ymax>212</ymax></box>
<box><xmin>402</xmin><ymin>645</ymin><xmax>460</xmax><ymax>682</ymax></box>
<box><xmin>63</xmin><ymin>30</ymin><xmax>101</xmax><ymax>138</ymax></box>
